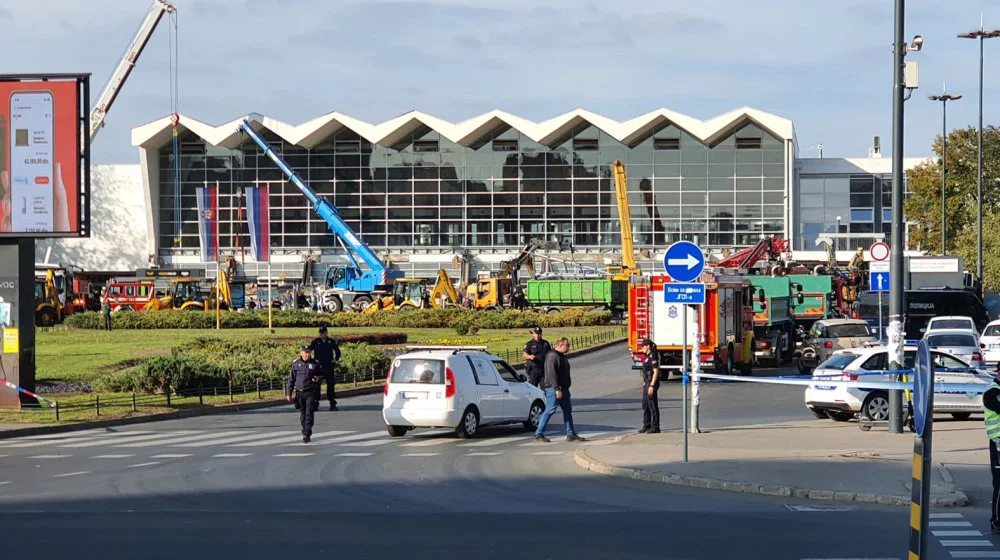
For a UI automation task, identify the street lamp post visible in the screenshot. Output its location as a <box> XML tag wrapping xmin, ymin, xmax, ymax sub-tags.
<box><xmin>958</xmin><ymin>24</ymin><xmax>1000</xmax><ymax>293</ymax></box>
<box><xmin>929</xmin><ymin>89</ymin><xmax>962</xmax><ymax>255</ymax></box>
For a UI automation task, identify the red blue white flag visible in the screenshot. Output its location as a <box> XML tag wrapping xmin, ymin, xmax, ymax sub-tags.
<box><xmin>245</xmin><ymin>185</ymin><xmax>270</xmax><ymax>263</ymax></box>
<box><xmin>195</xmin><ymin>184</ymin><xmax>219</xmax><ymax>262</ymax></box>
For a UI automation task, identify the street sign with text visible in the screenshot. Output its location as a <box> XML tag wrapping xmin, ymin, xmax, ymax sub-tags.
<box><xmin>663</xmin><ymin>283</ymin><xmax>706</xmax><ymax>305</ymax></box>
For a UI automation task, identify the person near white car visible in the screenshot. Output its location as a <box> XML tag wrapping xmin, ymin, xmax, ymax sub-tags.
<box><xmin>534</xmin><ymin>337</ymin><xmax>586</xmax><ymax>443</ymax></box>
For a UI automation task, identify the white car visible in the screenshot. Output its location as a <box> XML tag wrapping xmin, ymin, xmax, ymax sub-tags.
<box><xmin>382</xmin><ymin>347</ymin><xmax>546</xmax><ymax>438</ymax></box>
<box><xmin>924</xmin><ymin>329</ymin><xmax>983</xmax><ymax>368</ymax></box>
<box><xmin>925</xmin><ymin>316</ymin><xmax>978</xmax><ymax>337</ymax></box>
<box><xmin>804</xmin><ymin>345</ymin><xmax>987</xmax><ymax>422</ymax></box>
<box><xmin>980</xmin><ymin>320</ymin><xmax>1000</xmax><ymax>365</ymax></box>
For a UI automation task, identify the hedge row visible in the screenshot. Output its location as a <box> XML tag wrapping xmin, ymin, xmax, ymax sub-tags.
<box><xmin>93</xmin><ymin>338</ymin><xmax>393</xmax><ymax>395</ymax></box>
<box><xmin>65</xmin><ymin>308</ymin><xmax>612</xmax><ymax>330</ymax></box>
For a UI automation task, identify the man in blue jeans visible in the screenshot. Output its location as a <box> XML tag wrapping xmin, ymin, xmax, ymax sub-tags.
<box><xmin>534</xmin><ymin>337</ymin><xmax>586</xmax><ymax>443</ymax></box>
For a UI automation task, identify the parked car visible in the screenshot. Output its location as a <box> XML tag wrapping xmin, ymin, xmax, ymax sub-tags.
<box><xmin>804</xmin><ymin>345</ymin><xmax>987</xmax><ymax>422</ymax></box>
<box><xmin>923</xmin><ymin>329</ymin><xmax>983</xmax><ymax>368</ymax></box>
<box><xmin>925</xmin><ymin>316</ymin><xmax>978</xmax><ymax>337</ymax></box>
<box><xmin>980</xmin><ymin>320</ymin><xmax>1000</xmax><ymax>365</ymax></box>
<box><xmin>382</xmin><ymin>347</ymin><xmax>546</xmax><ymax>438</ymax></box>
<box><xmin>796</xmin><ymin>318</ymin><xmax>874</xmax><ymax>374</ymax></box>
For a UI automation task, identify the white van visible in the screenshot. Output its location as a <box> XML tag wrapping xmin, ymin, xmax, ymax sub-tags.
<box><xmin>382</xmin><ymin>347</ymin><xmax>547</xmax><ymax>438</ymax></box>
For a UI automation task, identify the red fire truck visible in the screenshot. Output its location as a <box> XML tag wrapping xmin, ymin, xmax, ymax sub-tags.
<box><xmin>628</xmin><ymin>272</ymin><xmax>756</xmax><ymax>376</ymax></box>
<box><xmin>103</xmin><ymin>278</ymin><xmax>159</xmax><ymax>312</ymax></box>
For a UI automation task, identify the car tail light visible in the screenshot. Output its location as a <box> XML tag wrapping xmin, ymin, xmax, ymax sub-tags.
<box><xmin>756</xmin><ymin>340</ymin><xmax>770</xmax><ymax>349</ymax></box>
<box><xmin>383</xmin><ymin>381</ymin><xmax>389</xmax><ymax>396</ymax></box>
<box><xmin>841</xmin><ymin>371</ymin><xmax>859</xmax><ymax>381</ymax></box>
<box><xmin>445</xmin><ymin>367</ymin><xmax>456</xmax><ymax>398</ymax></box>
<box><xmin>824</xmin><ymin>341</ymin><xmax>833</xmax><ymax>349</ymax></box>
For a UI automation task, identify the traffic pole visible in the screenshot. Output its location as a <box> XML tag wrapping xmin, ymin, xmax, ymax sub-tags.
<box><xmin>267</xmin><ymin>260</ymin><xmax>274</xmax><ymax>334</ymax></box>
<box><xmin>682</xmin><ymin>304</ymin><xmax>689</xmax><ymax>462</ymax></box>
<box><xmin>887</xmin><ymin>0</ymin><xmax>906</xmax><ymax>434</ymax></box>
<box><xmin>690</xmin><ymin>306</ymin><xmax>701</xmax><ymax>434</ymax></box>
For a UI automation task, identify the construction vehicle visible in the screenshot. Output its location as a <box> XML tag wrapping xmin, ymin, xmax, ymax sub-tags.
<box><xmin>238</xmin><ymin>119</ymin><xmax>403</xmax><ymax>312</ymax></box>
<box><xmin>366</xmin><ymin>269</ymin><xmax>461</xmax><ymax>313</ymax></box>
<box><xmin>628</xmin><ymin>273</ymin><xmax>756</xmax><ymax>377</ymax></box>
<box><xmin>786</xmin><ymin>274</ymin><xmax>834</xmax><ymax>327</ymax></box>
<box><xmin>524</xmin><ymin>278</ymin><xmax>628</xmax><ymax>316</ymax></box>
<box><xmin>749</xmin><ymin>276</ymin><xmax>804</xmax><ymax>367</ymax></box>
<box><xmin>90</xmin><ymin>0</ymin><xmax>176</xmax><ymax>141</ymax></box>
<box><xmin>469</xmin><ymin>241</ymin><xmax>545</xmax><ymax>310</ymax></box>
<box><xmin>710</xmin><ymin>236</ymin><xmax>789</xmax><ymax>271</ymax></box>
<box><xmin>144</xmin><ymin>270</ymin><xmax>233</xmax><ymax>311</ymax></box>
<box><xmin>607</xmin><ymin>160</ymin><xmax>641</xmax><ymax>280</ymax></box>
<box><xmin>34</xmin><ymin>270</ymin><xmax>63</xmax><ymax>327</ymax></box>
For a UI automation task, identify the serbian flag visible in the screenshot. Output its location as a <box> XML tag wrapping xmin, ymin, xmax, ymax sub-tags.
<box><xmin>195</xmin><ymin>184</ymin><xmax>219</xmax><ymax>262</ymax></box>
<box><xmin>245</xmin><ymin>185</ymin><xmax>270</xmax><ymax>263</ymax></box>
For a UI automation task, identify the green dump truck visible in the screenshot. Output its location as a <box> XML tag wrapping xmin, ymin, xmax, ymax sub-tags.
<box><xmin>750</xmin><ymin>276</ymin><xmax>800</xmax><ymax>366</ymax></box>
<box><xmin>525</xmin><ymin>278</ymin><xmax>628</xmax><ymax>316</ymax></box>
<box><xmin>787</xmin><ymin>274</ymin><xmax>834</xmax><ymax>327</ymax></box>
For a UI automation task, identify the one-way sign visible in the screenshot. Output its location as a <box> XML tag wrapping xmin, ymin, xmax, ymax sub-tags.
<box><xmin>869</xmin><ymin>271</ymin><xmax>890</xmax><ymax>292</ymax></box>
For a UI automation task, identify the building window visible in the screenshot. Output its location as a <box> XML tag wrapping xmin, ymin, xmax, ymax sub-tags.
<box><xmin>735</xmin><ymin>137</ymin><xmax>762</xmax><ymax>150</ymax></box>
<box><xmin>653</xmin><ymin>138</ymin><xmax>680</xmax><ymax>150</ymax></box>
<box><xmin>413</xmin><ymin>140</ymin><xmax>439</xmax><ymax>153</ymax></box>
<box><xmin>572</xmin><ymin>138</ymin><xmax>598</xmax><ymax>151</ymax></box>
<box><xmin>492</xmin><ymin>140</ymin><xmax>517</xmax><ymax>152</ymax></box>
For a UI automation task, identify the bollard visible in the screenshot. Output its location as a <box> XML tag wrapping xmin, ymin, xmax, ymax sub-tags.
<box><xmin>54</xmin><ymin>401</ymin><xmax>60</xmax><ymax>422</ymax></box>
<box><xmin>229</xmin><ymin>381</ymin><xmax>233</xmax><ymax>402</ymax></box>
<box><xmin>199</xmin><ymin>387</ymin><xmax>204</xmax><ymax>406</ymax></box>
<box><xmin>95</xmin><ymin>395</ymin><xmax>101</xmax><ymax>417</ymax></box>
<box><xmin>132</xmin><ymin>391</ymin><xmax>137</xmax><ymax>413</ymax></box>
<box><xmin>353</xmin><ymin>371</ymin><xmax>358</xmax><ymax>388</ymax></box>
<box><xmin>166</xmin><ymin>385</ymin><xmax>172</xmax><ymax>407</ymax></box>
<box><xmin>257</xmin><ymin>379</ymin><xmax>261</xmax><ymax>400</ymax></box>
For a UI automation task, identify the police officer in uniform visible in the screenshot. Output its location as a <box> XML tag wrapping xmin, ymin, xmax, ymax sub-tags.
<box><xmin>639</xmin><ymin>339</ymin><xmax>661</xmax><ymax>434</ymax></box>
<box><xmin>522</xmin><ymin>327</ymin><xmax>551</xmax><ymax>387</ymax></box>
<box><xmin>311</xmin><ymin>326</ymin><xmax>342</xmax><ymax>411</ymax></box>
<box><xmin>982</xmin><ymin>367</ymin><xmax>1000</xmax><ymax>533</ymax></box>
<box><xmin>286</xmin><ymin>345</ymin><xmax>322</xmax><ymax>443</ymax></box>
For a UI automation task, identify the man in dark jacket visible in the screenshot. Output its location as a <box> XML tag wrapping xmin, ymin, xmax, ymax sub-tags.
<box><xmin>310</xmin><ymin>326</ymin><xmax>342</xmax><ymax>411</ymax></box>
<box><xmin>534</xmin><ymin>337</ymin><xmax>585</xmax><ymax>443</ymax></box>
<box><xmin>286</xmin><ymin>345</ymin><xmax>322</xmax><ymax>443</ymax></box>
<box><xmin>638</xmin><ymin>339</ymin><xmax>661</xmax><ymax>433</ymax></box>
<box><xmin>522</xmin><ymin>327</ymin><xmax>551</xmax><ymax>387</ymax></box>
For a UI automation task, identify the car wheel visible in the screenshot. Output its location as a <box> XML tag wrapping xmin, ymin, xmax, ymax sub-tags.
<box><xmin>797</xmin><ymin>357</ymin><xmax>812</xmax><ymax>375</ymax></box>
<box><xmin>36</xmin><ymin>307</ymin><xmax>57</xmax><ymax>327</ymax></box>
<box><xmin>951</xmin><ymin>412</ymin><xmax>973</xmax><ymax>421</ymax></box>
<box><xmin>826</xmin><ymin>411</ymin><xmax>855</xmax><ymax>422</ymax></box>
<box><xmin>862</xmin><ymin>392</ymin><xmax>890</xmax><ymax>422</ymax></box>
<box><xmin>456</xmin><ymin>406</ymin><xmax>480</xmax><ymax>439</ymax></box>
<box><xmin>808</xmin><ymin>407</ymin><xmax>828</xmax><ymax>420</ymax></box>
<box><xmin>327</xmin><ymin>296</ymin><xmax>344</xmax><ymax>313</ymax></box>
<box><xmin>387</xmin><ymin>425</ymin><xmax>407</xmax><ymax>437</ymax></box>
<box><xmin>524</xmin><ymin>400</ymin><xmax>545</xmax><ymax>431</ymax></box>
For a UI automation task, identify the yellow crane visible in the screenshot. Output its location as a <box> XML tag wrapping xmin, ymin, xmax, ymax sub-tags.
<box><xmin>608</xmin><ymin>160</ymin><xmax>640</xmax><ymax>280</ymax></box>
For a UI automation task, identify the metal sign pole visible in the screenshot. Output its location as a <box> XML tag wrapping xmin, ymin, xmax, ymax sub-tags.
<box><xmin>682</xmin><ymin>304</ymin><xmax>689</xmax><ymax>462</ymax></box>
<box><xmin>878</xmin><ymin>290</ymin><xmax>883</xmax><ymax>341</ymax></box>
<box><xmin>267</xmin><ymin>259</ymin><xmax>274</xmax><ymax>334</ymax></box>
<box><xmin>691</xmin><ymin>305</ymin><xmax>701</xmax><ymax>434</ymax></box>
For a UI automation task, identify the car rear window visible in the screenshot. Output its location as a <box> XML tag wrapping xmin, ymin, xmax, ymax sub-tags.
<box><xmin>985</xmin><ymin>325</ymin><xmax>1000</xmax><ymax>337</ymax></box>
<box><xmin>925</xmin><ymin>334</ymin><xmax>977</xmax><ymax>347</ymax></box>
<box><xmin>931</xmin><ymin>319</ymin><xmax>973</xmax><ymax>330</ymax></box>
<box><xmin>390</xmin><ymin>359</ymin><xmax>445</xmax><ymax>384</ymax></box>
<box><xmin>817</xmin><ymin>353</ymin><xmax>858</xmax><ymax>370</ymax></box>
<box><xmin>827</xmin><ymin>324</ymin><xmax>871</xmax><ymax>338</ymax></box>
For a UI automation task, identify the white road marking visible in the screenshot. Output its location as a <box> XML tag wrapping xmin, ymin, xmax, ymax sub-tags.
<box><xmin>0</xmin><ymin>481</ymin><xmax>11</xmax><ymax>486</ymax></box>
<box><xmin>305</xmin><ymin>431</ymin><xmax>386</xmax><ymax>447</ymax></box>
<box><xmin>235</xmin><ymin>430</ymin><xmax>353</xmax><ymax>447</ymax></box>
<box><xmin>172</xmin><ymin>431</ymin><xmax>299</xmax><ymax>447</ymax></box>
<box><xmin>466</xmin><ymin>452</ymin><xmax>502</xmax><ymax>456</ymax></box>
<box><xmin>92</xmin><ymin>454</ymin><xmax>136</xmax><ymax>459</ymax></box>
<box><xmin>339</xmin><ymin>439</ymin><xmax>390</xmax><ymax>447</ymax></box>
<box><xmin>401</xmin><ymin>438</ymin><xmax>454</xmax><ymax>447</ymax></box>
<box><xmin>935</xmin><ymin>531</ymin><xmax>985</xmax><ymax>537</ymax></box>
<box><xmin>274</xmin><ymin>453</ymin><xmax>314</xmax><ymax>457</ymax></box>
<box><xmin>28</xmin><ymin>454</ymin><xmax>70</xmax><ymax>459</ymax></box>
<box><xmin>53</xmin><ymin>471</ymin><xmax>89</xmax><ymax>478</ymax></box>
<box><xmin>3</xmin><ymin>433</ymin><xmax>151</xmax><ymax>448</ymax></box>
<box><xmin>0</xmin><ymin>429</ymin><xmax>106</xmax><ymax>445</ymax></box>
<box><xmin>211</xmin><ymin>453</ymin><xmax>252</xmax><ymax>458</ymax></box>
<box><xmin>116</xmin><ymin>431</ymin><xmax>245</xmax><ymax>448</ymax></box>
<box><xmin>931</xmin><ymin>513</ymin><xmax>966</xmax><ymax>519</ymax></box>
<box><xmin>948</xmin><ymin>553</ymin><xmax>1000</xmax><ymax>558</ymax></box>
<box><xmin>532</xmin><ymin>451</ymin><xmax>565</xmax><ymax>456</ymax></box>
<box><xmin>942</xmin><ymin>541</ymin><xmax>995</xmax><ymax>547</ymax></box>
<box><xmin>126</xmin><ymin>462</ymin><xmax>160</xmax><ymax>469</ymax></box>
<box><xmin>0</xmin><ymin>454</ymin><xmax>8</xmax><ymax>458</ymax></box>
<box><xmin>460</xmin><ymin>437</ymin><xmax>531</xmax><ymax>447</ymax></box>
<box><xmin>401</xmin><ymin>453</ymin><xmax>439</xmax><ymax>457</ymax></box>
<box><xmin>60</xmin><ymin>431</ymin><xmax>199</xmax><ymax>448</ymax></box>
<box><xmin>150</xmin><ymin>454</ymin><xmax>193</xmax><ymax>459</ymax></box>
<box><xmin>930</xmin><ymin>521</ymin><xmax>975</xmax><ymax>527</ymax></box>
<box><xmin>335</xmin><ymin>453</ymin><xmax>374</xmax><ymax>457</ymax></box>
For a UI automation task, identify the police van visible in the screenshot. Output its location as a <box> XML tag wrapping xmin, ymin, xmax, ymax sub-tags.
<box><xmin>857</xmin><ymin>288</ymin><xmax>989</xmax><ymax>340</ymax></box>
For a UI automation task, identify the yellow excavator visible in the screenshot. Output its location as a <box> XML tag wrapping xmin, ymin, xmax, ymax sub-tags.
<box><xmin>607</xmin><ymin>160</ymin><xmax>641</xmax><ymax>281</ymax></box>
<box><xmin>34</xmin><ymin>269</ymin><xmax>63</xmax><ymax>326</ymax></box>
<box><xmin>145</xmin><ymin>270</ymin><xmax>232</xmax><ymax>311</ymax></box>
<box><xmin>364</xmin><ymin>269</ymin><xmax>460</xmax><ymax>313</ymax></box>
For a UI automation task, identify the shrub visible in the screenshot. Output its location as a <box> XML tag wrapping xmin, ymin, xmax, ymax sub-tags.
<box><xmin>334</xmin><ymin>342</ymin><xmax>392</xmax><ymax>382</ymax></box>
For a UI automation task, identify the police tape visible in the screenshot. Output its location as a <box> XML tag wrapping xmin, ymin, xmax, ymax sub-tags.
<box><xmin>691</xmin><ymin>372</ymin><xmax>991</xmax><ymax>395</ymax></box>
<box><xmin>2</xmin><ymin>380</ymin><xmax>57</xmax><ymax>408</ymax></box>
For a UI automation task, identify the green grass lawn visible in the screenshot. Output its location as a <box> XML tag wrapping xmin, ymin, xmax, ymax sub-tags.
<box><xmin>36</xmin><ymin>325</ymin><xmax>625</xmax><ymax>387</ymax></box>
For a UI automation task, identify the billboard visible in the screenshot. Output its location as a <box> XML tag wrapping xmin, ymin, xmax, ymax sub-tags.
<box><xmin>0</xmin><ymin>74</ymin><xmax>90</xmax><ymax>237</ymax></box>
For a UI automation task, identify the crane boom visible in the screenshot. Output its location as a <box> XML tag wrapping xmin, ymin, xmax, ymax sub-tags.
<box><xmin>611</xmin><ymin>160</ymin><xmax>638</xmax><ymax>274</ymax></box>
<box><xmin>90</xmin><ymin>0</ymin><xmax>176</xmax><ymax>141</ymax></box>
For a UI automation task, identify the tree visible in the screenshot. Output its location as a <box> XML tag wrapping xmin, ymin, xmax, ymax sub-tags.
<box><xmin>953</xmin><ymin>212</ymin><xmax>1000</xmax><ymax>291</ymax></box>
<box><xmin>905</xmin><ymin>125</ymin><xmax>1000</xmax><ymax>255</ymax></box>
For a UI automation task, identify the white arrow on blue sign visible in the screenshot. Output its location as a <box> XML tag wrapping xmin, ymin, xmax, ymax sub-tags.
<box><xmin>869</xmin><ymin>271</ymin><xmax>890</xmax><ymax>292</ymax></box>
<box><xmin>664</xmin><ymin>241</ymin><xmax>705</xmax><ymax>283</ymax></box>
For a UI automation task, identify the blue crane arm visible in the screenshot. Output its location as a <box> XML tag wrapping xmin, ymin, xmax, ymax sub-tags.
<box><xmin>238</xmin><ymin>119</ymin><xmax>386</xmax><ymax>275</ymax></box>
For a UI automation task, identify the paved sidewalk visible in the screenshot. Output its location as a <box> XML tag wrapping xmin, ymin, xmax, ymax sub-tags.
<box><xmin>575</xmin><ymin>419</ymin><xmax>990</xmax><ymax>507</ymax></box>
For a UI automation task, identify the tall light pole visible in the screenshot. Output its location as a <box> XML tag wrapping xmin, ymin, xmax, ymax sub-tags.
<box><xmin>929</xmin><ymin>89</ymin><xmax>962</xmax><ymax>255</ymax></box>
<box><xmin>958</xmin><ymin>23</ymin><xmax>1000</xmax><ymax>294</ymax></box>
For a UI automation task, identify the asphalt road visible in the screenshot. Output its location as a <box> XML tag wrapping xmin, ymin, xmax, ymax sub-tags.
<box><xmin>0</xmin><ymin>344</ymin><xmax>973</xmax><ymax>559</ymax></box>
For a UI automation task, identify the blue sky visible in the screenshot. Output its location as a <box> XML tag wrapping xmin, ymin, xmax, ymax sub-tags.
<box><xmin>4</xmin><ymin>0</ymin><xmax>1000</xmax><ymax>163</ymax></box>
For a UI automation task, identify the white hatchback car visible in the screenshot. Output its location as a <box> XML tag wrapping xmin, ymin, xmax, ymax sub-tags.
<box><xmin>925</xmin><ymin>316</ymin><xmax>979</xmax><ymax>338</ymax></box>
<box><xmin>804</xmin><ymin>345</ymin><xmax>987</xmax><ymax>422</ymax></box>
<box><xmin>980</xmin><ymin>320</ymin><xmax>1000</xmax><ymax>365</ymax></box>
<box><xmin>382</xmin><ymin>347</ymin><xmax>546</xmax><ymax>438</ymax></box>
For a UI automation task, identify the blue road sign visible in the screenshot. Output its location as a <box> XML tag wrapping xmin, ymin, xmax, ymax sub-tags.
<box><xmin>869</xmin><ymin>271</ymin><xmax>890</xmax><ymax>292</ymax></box>
<box><xmin>664</xmin><ymin>241</ymin><xmax>705</xmax><ymax>283</ymax></box>
<box><xmin>912</xmin><ymin>338</ymin><xmax>934</xmax><ymax>437</ymax></box>
<box><xmin>663</xmin><ymin>283</ymin><xmax>706</xmax><ymax>305</ymax></box>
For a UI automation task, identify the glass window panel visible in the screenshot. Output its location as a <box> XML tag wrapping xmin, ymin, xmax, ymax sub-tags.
<box><xmin>736</xmin><ymin>178</ymin><xmax>761</xmax><ymax>191</ymax></box>
<box><xmin>520</xmin><ymin>193</ymin><xmax>543</xmax><ymax>206</ymax></box>
<box><xmin>654</xmin><ymin>179</ymin><xmax>680</xmax><ymax>192</ymax></box>
<box><xmin>575</xmin><ymin>192</ymin><xmax>598</xmax><ymax>205</ymax></box>
<box><xmin>654</xmin><ymin>163</ymin><xmax>681</xmax><ymax>177</ymax></box>
<box><xmin>709</xmin><ymin>191</ymin><xmax>734</xmax><ymax>205</ymax></box>
<box><xmin>762</xmin><ymin>191</ymin><xmax>784</xmax><ymax>205</ymax></box>
<box><xmin>683</xmin><ymin>178</ymin><xmax>707</xmax><ymax>192</ymax></box>
<box><xmin>440</xmin><ymin>207</ymin><xmax>462</xmax><ymax>219</ymax></box>
<box><xmin>762</xmin><ymin>205</ymin><xmax>784</xmax><ymax>218</ymax></box>
<box><xmin>681</xmin><ymin>192</ymin><xmax>707</xmax><ymax>205</ymax></box>
<box><xmin>736</xmin><ymin>191</ymin><xmax>761</xmax><ymax>205</ymax></box>
<box><xmin>850</xmin><ymin>209</ymin><xmax>874</xmax><ymax>222</ymax></box>
<box><xmin>850</xmin><ymin>222</ymin><xmax>874</xmax><ymax>233</ymax></box>
<box><xmin>548</xmin><ymin>206</ymin><xmax>572</xmax><ymax>218</ymax></box>
<box><xmin>682</xmin><ymin>219</ymin><xmax>707</xmax><ymax>231</ymax></box>
<box><xmin>850</xmin><ymin>194</ymin><xmax>874</xmax><ymax>207</ymax></box>
<box><xmin>763</xmin><ymin>164</ymin><xmax>785</xmax><ymax>177</ymax></box>
<box><xmin>574</xmin><ymin>179</ymin><xmax>599</xmax><ymax>192</ymax></box>
<box><xmin>709</xmin><ymin>163</ymin><xmax>734</xmax><ymax>177</ymax></box>
<box><xmin>681</xmin><ymin>164</ymin><xmax>708</xmax><ymax>178</ymax></box>
<box><xmin>413</xmin><ymin>181</ymin><xmax>438</xmax><ymax>193</ymax></box>
<box><xmin>656</xmin><ymin>192</ymin><xmax>680</xmax><ymax>205</ymax></box>
<box><xmin>763</xmin><ymin>178</ymin><xmax>784</xmax><ymax>191</ymax></box>
<box><xmin>414</xmin><ymin>194</ymin><xmax>438</xmax><ymax>206</ymax></box>
<box><xmin>522</xmin><ymin>179</ymin><xmax>545</xmax><ymax>192</ymax></box>
<box><xmin>850</xmin><ymin>177</ymin><xmax>874</xmax><ymax>193</ymax></box>
<box><xmin>468</xmin><ymin>193</ymin><xmax>491</xmax><ymax>205</ymax></box>
<box><xmin>548</xmin><ymin>192</ymin><xmax>572</xmax><ymax>205</ymax></box>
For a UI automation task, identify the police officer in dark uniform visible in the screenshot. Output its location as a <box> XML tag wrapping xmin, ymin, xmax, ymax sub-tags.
<box><xmin>639</xmin><ymin>339</ymin><xmax>661</xmax><ymax>434</ymax></box>
<box><xmin>310</xmin><ymin>326</ymin><xmax>342</xmax><ymax>411</ymax></box>
<box><xmin>522</xmin><ymin>327</ymin><xmax>551</xmax><ymax>387</ymax></box>
<box><xmin>286</xmin><ymin>345</ymin><xmax>322</xmax><ymax>443</ymax></box>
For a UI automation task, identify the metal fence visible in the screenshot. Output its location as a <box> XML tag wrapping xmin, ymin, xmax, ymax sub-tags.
<box><xmin>493</xmin><ymin>326</ymin><xmax>627</xmax><ymax>365</ymax></box>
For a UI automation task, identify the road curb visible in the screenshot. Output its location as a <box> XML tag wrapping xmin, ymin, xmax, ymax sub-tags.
<box><xmin>572</xmin><ymin>445</ymin><xmax>969</xmax><ymax>508</ymax></box>
<box><xmin>0</xmin><ymin>385</ymin><xmax>384</xmax><ymax>440</ymax></box>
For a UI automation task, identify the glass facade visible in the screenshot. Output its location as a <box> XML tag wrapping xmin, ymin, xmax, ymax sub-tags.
<box><xmin>797</xmin><ymin>173</ymin><xmax>910</xmax><ymax>250</ymax></box>
<box><xmin>155</xmin><ymin>122</ymin><xmax>788</xmax><ymax>258</ymax></box>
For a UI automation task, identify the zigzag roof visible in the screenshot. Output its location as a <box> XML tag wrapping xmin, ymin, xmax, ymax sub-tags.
<box><xmin>131</xmin><ymin>106</ymin><xmax>795</xmax><ymax>150</ymax></box>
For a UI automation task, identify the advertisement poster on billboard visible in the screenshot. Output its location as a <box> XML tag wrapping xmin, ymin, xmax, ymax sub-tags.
<box><xmin>0</xmin><ymin>75</ymin><xmax>89</xmax><ymax>237</ymax></box>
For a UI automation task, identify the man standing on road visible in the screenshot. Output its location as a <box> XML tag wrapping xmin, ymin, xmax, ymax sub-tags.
<box><xmin>287</xmin><ymin>345</ymin><xmax>322</xmax><ymax>443</ymax></box>
<box><xmin>982</xmin><ymin>368</ymin><xmax>1000</xmax><ymax>533</ymax></box>
<box><xmin>522</xmin><ymin>327</ymin><xmax>551</xmax><ymax>387</ymax></box>
<box><xmin>534</xmin><ymin>337</ymin><xmax>585</xmax><ymax>443</ymax></box>
<box><xmin>311</xmin><ymin>326</ymin><xmax>342</xmax><ymax>411</ymax></box>
<box><xmin>638</xmin><ymin>339</ymin><xmax>661</xmax><ymax>433</ymax></box>
<box><xmin>101</xmin><ymin>289</ymin><xmax>112</xmax><ymax>331</ymax></box>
